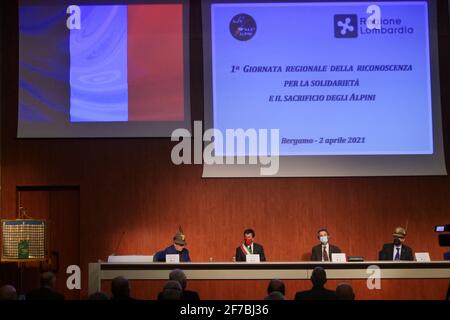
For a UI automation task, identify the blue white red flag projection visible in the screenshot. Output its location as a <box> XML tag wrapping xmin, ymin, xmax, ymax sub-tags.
<box><xmin>18</xmin><ymin>0</ymin><xmax>190</xmax><ymax>137</ymax></box>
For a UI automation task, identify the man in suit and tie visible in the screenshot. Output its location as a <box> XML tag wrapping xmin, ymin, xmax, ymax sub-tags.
<box><xmin>311</xmin><ymin>228</ymin><xmax>341</xmax><ymax>261</ymax></box>
<box><xmin>379</xmin><ymin>227</ymin><xmax>414</xmax><ymax>261</ymax></box>
<box><xmin>235</xmin><ymin>228</ymin><xmax>266</xmax><ymax>262</ymax></box>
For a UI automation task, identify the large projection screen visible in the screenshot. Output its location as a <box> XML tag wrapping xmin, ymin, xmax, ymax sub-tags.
<box><xmin>202</xmin><ymin>0</ymin><xmax>446</xmax><ymax>177</ymax></box>
<box><xmin>18</xmin><ymin>0</ymin><xmax>190</xmax><ymax>138</ymax></box>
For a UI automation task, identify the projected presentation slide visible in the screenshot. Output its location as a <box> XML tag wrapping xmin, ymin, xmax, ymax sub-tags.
<box><xmin>18</xmin><ymin>0</ymin><xmax>189</xmax><ymax>138</ymax></box>
<box><xmin>207</xmin><ymin>1</ymin><xmax>434</xmax><ymax>156</ymax></box>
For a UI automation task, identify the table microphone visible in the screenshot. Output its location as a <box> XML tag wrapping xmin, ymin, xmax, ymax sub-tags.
<box><xmin>110</xmin><ymin>231</ymin><xmax>126</xmax><ymax>256</ymax></box>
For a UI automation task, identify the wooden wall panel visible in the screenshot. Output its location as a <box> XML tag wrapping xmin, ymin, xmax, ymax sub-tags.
<box><xmin>0</xmin><ymin>0</ymin><xmax>449</xmax><ymax>300</ymax></box>
<box><xmin>100</xmin><ymin>279</ymin><xmax>450</xmax><ymax>300</ymax></box>
<box><xmin>49</xmin><ymin>189</ymin><xmax>80</xmax><ymax>299</ymax></box>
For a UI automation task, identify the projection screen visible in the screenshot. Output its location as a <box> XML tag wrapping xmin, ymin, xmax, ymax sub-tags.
<box><xmin>201</xmin><ymin>0</ymin><xmax>446</xmax><ymax>177</ymax></box>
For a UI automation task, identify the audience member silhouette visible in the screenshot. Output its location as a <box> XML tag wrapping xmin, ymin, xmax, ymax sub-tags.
<box><xmin>27</xmin><ymin>272</ymin><xmax>65</xmax><ymax>300</ymax></box>
<box><xmin>336</xmin><ymin>283</ymin><xmax>355</xmax><ymax>300</ymax></box>
<box><xmin>265</xmin><ymin>279</ymin><xmax>285</xmax><ymax>299</ymax></box>
<box><xmin>159</xmin><ymin>280</ymin><xmax>182</xmax><ymax>300</ymax></box>
<box><xmin>294</xmin><ymin>267</ymin><xmax>337</xmax><ymax>300</ymax></box>
<box><xmin>0</xmin><ymin>285</ymin><xmax>17</xmax><ymax>300</ymax></box>
<box><xmin>111</xmin><ymin>276</ymin><xmax>136</xmax><ymax>301</ymax></box>
<box><xmin>157</xmin><ymin>269</ymin><xmax>200</xmax><ymax>301</ymax></box>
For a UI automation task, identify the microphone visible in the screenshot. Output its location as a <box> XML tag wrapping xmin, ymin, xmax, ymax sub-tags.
<box><xmin>111</xmin><ymin>231</ymin><xmax>126</xmax><ymax>256</ymax></box>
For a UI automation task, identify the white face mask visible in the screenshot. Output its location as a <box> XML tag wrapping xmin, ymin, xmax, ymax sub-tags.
<box><xmin>320</xmin><ymin>236</ymin><xmax>328</xmax><ymax>244</ymax></box>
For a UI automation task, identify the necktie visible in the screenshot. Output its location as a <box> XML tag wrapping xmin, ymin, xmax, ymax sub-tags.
<box><xmin>394</xmin><ymin>248</ymin><xmax>400</xmax><ymax>260</ymax></box>
<box><xmin>249</xmin><ymin>245</ymin><xmax>252</xmax><ymax>254</ymax></box>
<box><xmin>323</xmin><ymin>247</ymin><xmax>329</xmax><ymax>261</ymax></box>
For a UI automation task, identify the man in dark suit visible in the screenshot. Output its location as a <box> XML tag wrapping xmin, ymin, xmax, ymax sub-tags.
<box><xmin>157</xmin><ymin>269</ymin><xmax>200</xmax><ymax>301</ymax></box>
<box><xmin>154</xmin><ymin>227</ymin><xmax>191</xmax><ymax>262</ymax></box>
<box><xmin>311</xmin><ymin>228</ymin><xmax>341</xmax><ymax>261</ymax></box>
<box><xmin>26</xmin><ymin>272</ymin><xmax>65</xmax><ymax>300</ymax></box>
<box><xmin>294</xmin><ymin>267</ymin><xmax>337</xmax><ymax>300</ymax></box>
<box><xmin>235</xmin><ymin>228</ymin><xmax>266</xmax><ymax>262</ymax></box>
<box><xmin>379</xmin><ymin>227</ymin><xmax>414</xmax><ymax>261</ymax></box>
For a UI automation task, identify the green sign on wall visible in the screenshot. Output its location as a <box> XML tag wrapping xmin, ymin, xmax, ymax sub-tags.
<box><xmin>18</xmin><ymin>240</ymin><xmax>29</xmax><ymax>259</ymax></box>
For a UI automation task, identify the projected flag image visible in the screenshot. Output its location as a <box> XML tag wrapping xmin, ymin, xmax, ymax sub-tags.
<box><xmin>69</xmin><ymin>5</ymin><xmax>184</xmax><ymax>122</ymax></box>
<box><xmin>18</xmin><ymin>1</ymin><xmax>188</xmax><ymax>137</ymax></box>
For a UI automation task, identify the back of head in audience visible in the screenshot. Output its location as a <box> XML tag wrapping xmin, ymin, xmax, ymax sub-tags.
<box><xmin>336</xmin><ymin>283</ymin><xmax>355</xmax><ymax>300</ymax></box>
<box><xmin>267</xmin><ymin>279</ymin><xmax>285</xmax><ymax>295</ymax></box>
<box><xmin>41</xmin><ymin>271</ymin><xmax>56</xmax><ymax>289</ymax></box>
<box><xmin>160</xmin><ymin>280</ymin><xmax>182</xmax><ymax>300</ymax></box>
<box><xmin>169</xmin><ymin>269</ymin><xmax>187</xmax><ymax>290</ymax></box>
<box><xmin>88</xmin><ymin>291</ymin><xmax>110</xmax><ymax>300</ymax></box>
<box><xmin>111</xmin><ymin>276</ymin><xmax>130</xmax><ymax>300</ymax></box>
<box><xmin>264</xmin><ymin>291</ymin><xmax>285</xmax><ymax>300</ymax></box>
<box><xmin>0</xmin><ymin>285</ymin><xmax>17</xmax><ymax>300</ymax></box>
<box><xmin>26</xmin><ymin>272</ymin><xmax>64</xmax><ymax>300</ymax></box>
<box><xmin>311</xmin><ymin>267</ymin><xmax>327</xmax><ymax>287</ymax></box>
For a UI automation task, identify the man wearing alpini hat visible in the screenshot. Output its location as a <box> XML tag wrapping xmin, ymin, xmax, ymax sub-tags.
<box><xmin>153</xmin><ymin>227</ymin><xmax>191</xmax><ymax>262</ymax></box>
<box><xmin>378</xmin><ymin>227</ymin><xmax>414</xmax><ymax>261</ymax></box>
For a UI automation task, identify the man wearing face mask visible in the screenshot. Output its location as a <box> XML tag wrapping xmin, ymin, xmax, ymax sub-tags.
<box><xmin>378</xmin><ymin>227</ymin><xmax>414</xmax><ymax>261</ymax></box>
<box><xmin>235</xmin><ymin>228</ymin><xmax>266</xmax><ymax>262</ymax></box>
<box><xmin>311</xmin><ymin>228</ymin><xmax>341</xmax><ymax>261</ymax></box>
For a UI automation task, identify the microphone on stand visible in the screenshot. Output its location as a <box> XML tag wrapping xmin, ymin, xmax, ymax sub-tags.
<box><xmin>110</xmin><ymin>231</ymin><xmax>126</xmax><ymax>256</ymax></box>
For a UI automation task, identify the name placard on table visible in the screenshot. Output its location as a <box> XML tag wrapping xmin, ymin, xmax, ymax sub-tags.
<box><xmin>245</xmin><ymin>254</ymin><xmax>261</xmax><ymax>263</ymax></box>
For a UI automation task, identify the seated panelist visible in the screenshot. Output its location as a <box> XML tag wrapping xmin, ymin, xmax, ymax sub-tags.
<box><xmin>310</xmin><ymin>228</ymin><xmax>341</xmax><ymax>261</ymax></box>
<box><xmin>154</xmin><ymin>227</ymin><xmax>191</xmax><ymax>262</ymax></box>
<box><xmin>235</xmin><ymin>228</ymin><xmax>266</xmax><ymax>262</ymax></box>
<box><xmin>378</xmin><ymin>227</ymin><xmax>414</xmax><ymax>261</ymax></box>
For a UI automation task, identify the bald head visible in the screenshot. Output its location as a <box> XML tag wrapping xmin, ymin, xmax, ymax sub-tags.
<box><xmin>111</xmin><ymin>276</ymin><xmax>130</xmax><ymax>299</ymax></box>
<box><xmin>336</xmin><ymin>283</ymin><xmax>355</xmax><ymax>300</ymax></box>
<box><xmin>0</xmin><ymin>285</ymin><xmax>17</xmax><ymax>300</ymax></box>
<box><xmin>311</xmin><ymin>267</ymin><xmax>327</xmax><ymax>287</ymax></box>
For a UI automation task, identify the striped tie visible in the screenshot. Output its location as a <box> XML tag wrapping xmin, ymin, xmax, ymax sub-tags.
<box><xmin>323</xmin><ymin>247</ymin><xmax>329</xmax><ymax>261</ymax></box>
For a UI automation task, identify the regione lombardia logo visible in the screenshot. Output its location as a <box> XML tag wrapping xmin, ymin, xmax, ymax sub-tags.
<box><xmin>334</xmin><ymin>14</ymin><xmax>358</xmax><ymax>38</ymax></box>
<box><xmin>230</xmin><ymin>13</ymin><xmax>257</xmax><ymax>41</ymax></box>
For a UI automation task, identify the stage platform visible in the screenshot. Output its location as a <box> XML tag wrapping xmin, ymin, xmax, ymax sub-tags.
<box><xmin>88</xmin><ymin>261</ymin><xmax>450</xmax><ymax>295</ymax></box>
